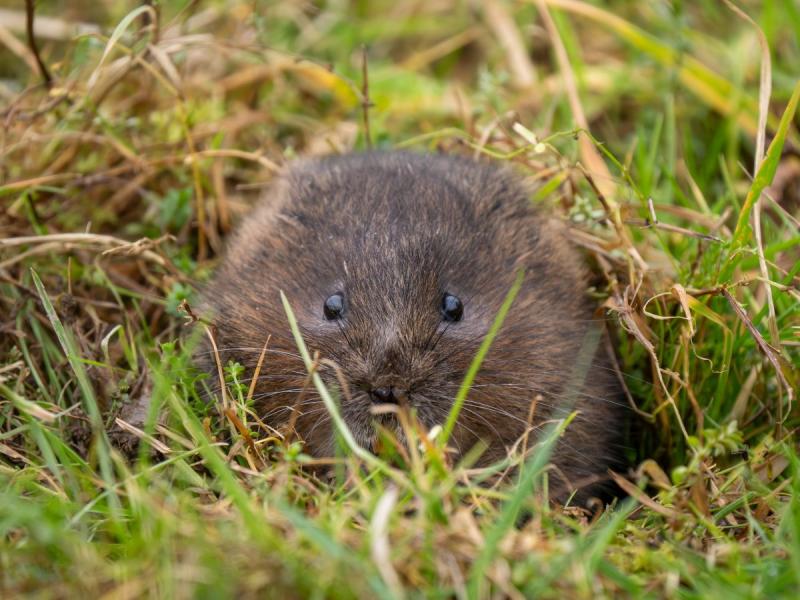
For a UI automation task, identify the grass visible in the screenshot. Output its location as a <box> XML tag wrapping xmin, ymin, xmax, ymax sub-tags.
<box><xmin>1</xmin><ymin>0</ymin><xmax>799</xmax><ymax>597</ymax></box>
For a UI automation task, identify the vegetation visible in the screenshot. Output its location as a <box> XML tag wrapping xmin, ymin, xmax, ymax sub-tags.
<box><xmin>1</xmin><ymin>0</ymin><xmax>798</xmax><ymax>597</ymax></box>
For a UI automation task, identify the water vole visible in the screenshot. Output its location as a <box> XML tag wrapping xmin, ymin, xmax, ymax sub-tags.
<box><xmin>201</xmin><ymin>151</ymin><xmax>624</xmax><ymax>500</ymax></box>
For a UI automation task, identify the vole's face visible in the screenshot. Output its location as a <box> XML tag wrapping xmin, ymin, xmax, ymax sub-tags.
<box><xmin>296</xmin><ymin>256</ymin><xmax>492</xmax><ymax>455</ymax></box>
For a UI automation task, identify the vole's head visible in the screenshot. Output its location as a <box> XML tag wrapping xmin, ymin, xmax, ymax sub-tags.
<box><xmin>203</xmin><ymin>152</ymin><xmax>606</xmax><ymax>464</ymax></box>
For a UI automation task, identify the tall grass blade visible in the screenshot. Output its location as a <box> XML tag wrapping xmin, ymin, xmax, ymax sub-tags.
<box><xmin>30</xmin><ymin>268</ymin><xmax>121</xmax><ymax>519</ymax></box>
<box><xmin>731</xmin><ymin>80</ymin><xmax>800</xmax><ymax>248</ymax></box>
<box><xmin>280</xmin><ymin>291</ymin><xmax>409</xmax><ymax>487</ymax></box>
<box><xmin>442</xmin><ymin>269</ymin><xmax>524</xmax><ymax>444</ymax></box>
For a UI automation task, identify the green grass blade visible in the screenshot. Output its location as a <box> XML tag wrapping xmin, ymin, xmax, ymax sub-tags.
<box><xmin>30</xmin><ymin>268</ymin><xmax>121</xmax><ymax>519</ymax></box>
<box><xmin>86</xmin><ymin>5</ymin><xmax>155</xmax><ymax>90</ymax></box>
<box><xmin>158</xmin><ymin>377</ymin><xmax>264</xmax><ymax>530</ymax></box>
<box><xmin>280</xmin><ymin>290</ymin><xmax>410</xmax><ymax>487</ymax></box>
<box><xmin>441</xmin><ymin>269</ymin><xmax>525</xmax><ymax>444</ymax></box>
<box><xmin>731</xmin><ymin>80</ymin><xmax>800</xmax><ymax>248</ymax></box>
<box><xmin>275</xmin><ymin>500</ymin><xmax>396</xmax><ymax>599</ymax></box>
<box><xmin>466</xmin><ymin>414</ymin><xmax>575</xmax><ymax>599</ymax></box>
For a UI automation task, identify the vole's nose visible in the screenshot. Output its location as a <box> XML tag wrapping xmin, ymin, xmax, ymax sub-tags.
<box><xmin>370</xmin><ymin>387</ymin><xmax>397</xmax><ymax>404</ymax></box>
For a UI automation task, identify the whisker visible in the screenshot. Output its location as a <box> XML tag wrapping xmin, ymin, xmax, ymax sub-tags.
<box><xmin>249</xmin><ymin>388</ymin><xmax>308</xmax><ymax>402</ymax></box>
<box><xmin>262</xmin><ymin>401</ymin><xmax>326</xmax><ymax>421</ymax></box>
<box><xmin>193</xmin><ymin>347</ymin><xmax>304</xmax><ymax>361</ymax></box>
<box><xmin>207</xmin><ymin>371</ymin><xmax>308</xmax><ymax>387</ymax></box>
<box><xmin>460</xmin><ymin>400</ymin><xmax>536</xmax><ymax>427</ymax></box>
<box><xmin>305</xmin><ymin>414</ymin><xmax>332</xmax><ymax>441</ymax></box>
<box><xmin>463</xmin><ymin>380</ymin><xmax>631</xmax><ymax>409</ymax></box>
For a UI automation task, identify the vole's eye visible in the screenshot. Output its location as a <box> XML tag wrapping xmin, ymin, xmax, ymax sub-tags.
<box><xmin>441</xmin><ymin>293</ymin><xmax>463</xmax><ymax>322</ymax></box>
<box><xmin>323</xmin><ymin>292</ymin><xmax>345</xmax><ymax>320</ymax></box>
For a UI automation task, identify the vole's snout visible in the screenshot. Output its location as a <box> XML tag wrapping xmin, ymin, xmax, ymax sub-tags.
<box><xmin>369</xmin><ymin>386</ymin><xmax>409</xmax><ymax>405</ymax></box>
<box><xmin>369</xmin><ymin>387</ymin><xmax>397</xmax><ymax>404</ymax></box>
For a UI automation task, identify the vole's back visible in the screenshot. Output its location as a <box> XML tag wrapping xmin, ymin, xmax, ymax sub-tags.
<box><xmin>203</xmin><ymin>151</ymin><xmax>625</xmax><ymax>502</ymax></box>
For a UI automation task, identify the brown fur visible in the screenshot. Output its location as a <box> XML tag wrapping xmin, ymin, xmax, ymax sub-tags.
<box><xmin>200</xmin><ymin>151</ymin><xmax>625</xmax><ymax>501</ymax></box>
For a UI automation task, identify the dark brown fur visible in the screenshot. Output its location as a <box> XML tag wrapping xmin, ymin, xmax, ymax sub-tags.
<box><xmin>201</xmin><ymin>151</ymin><xmax>625</xmax><ymax>501</ymax></box>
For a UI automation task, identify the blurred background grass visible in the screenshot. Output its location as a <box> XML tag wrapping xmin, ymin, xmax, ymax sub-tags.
<box><xmin>1</xmin><ymin>1</ymin><xmax>799</xmax><ymax>597</ymax></box>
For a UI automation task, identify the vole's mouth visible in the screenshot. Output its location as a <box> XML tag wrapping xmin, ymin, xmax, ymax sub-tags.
<box><xmin>367</xmin><ymin>419</ymin><xmax>405</xmax><ymax>456</ymax></box>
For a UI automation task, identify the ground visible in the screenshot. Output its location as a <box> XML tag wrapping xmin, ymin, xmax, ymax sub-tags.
<box><xmin>1</xmin><ymin>1</ymin><xmax>799</xmax><ymax>598</ymax></box>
